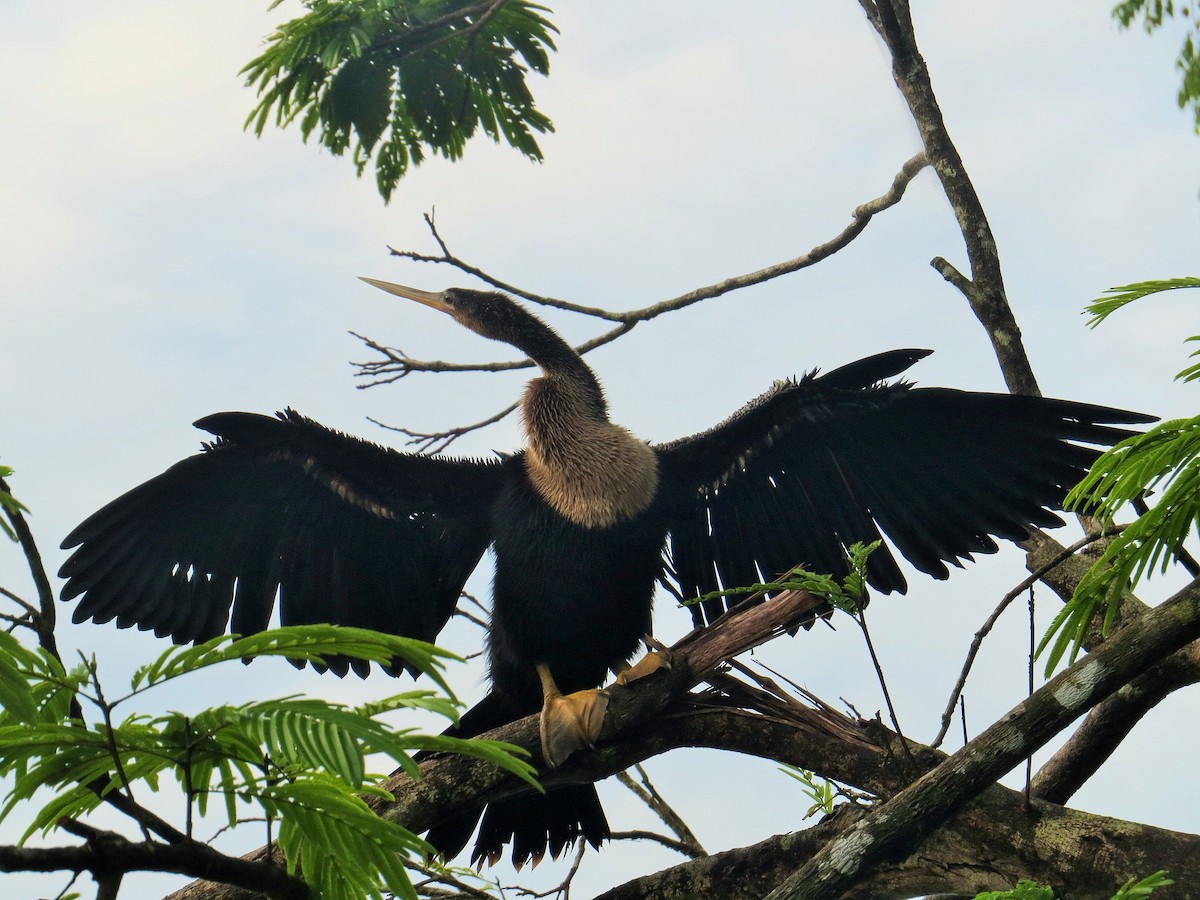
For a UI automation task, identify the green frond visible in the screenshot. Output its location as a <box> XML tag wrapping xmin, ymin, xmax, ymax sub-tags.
<box><xmin>1085</xmin><ymin>277</ymin><xmax>1200</xmax><ymax>329</ymax></box>
<box><xmin>266</xmin><ymin>778</ymin><xmax>429</xmax><ymax>900</ymax></box>
<box><xmin>1043</xmin><ymin>417</ymin><xmax>1200</xmax><ymax>670</ymax></box>
<box><xmin>1042</xmin><ymin>279</ymin><xmax>1200</xmax><ymax>670</ymax></box>
<box><xmin>1112</xmin><ymin>871</ymin><xmax>1174</xmax><ymax>898</ymax></box>
<box><xmin>130</xmin><ymin>624</ymin><xmax>459</xmax><ymax>699</ymax></box>
<box><xmin>242</xmin><ymin>0</ymin><xmax>558</xmax><ymax>201</ymax></box>
<box><xmin>686</xmin><ymin>540</ymin><xmax>878</xmax><ymax>615</ymax></box>
<box><xmin>0</xmin><ymin>621</ymin><xmax>531</xmax><ymax>897</ymax></box>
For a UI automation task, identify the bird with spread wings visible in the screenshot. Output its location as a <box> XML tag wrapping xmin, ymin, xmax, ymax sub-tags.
<box><xmin>59</xmin><ymin>281</ymin><xmax>1152</xmax><ymax>866</ymax></box>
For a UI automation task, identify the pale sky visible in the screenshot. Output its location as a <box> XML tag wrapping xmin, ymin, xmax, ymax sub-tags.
<box><xmin>2</xmin><ymin>2</ymin><xmax>1199</xmax><ymax>897</ymax></box>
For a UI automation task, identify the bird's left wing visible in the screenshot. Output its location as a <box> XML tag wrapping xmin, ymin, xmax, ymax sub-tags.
<box><xmin>60</xmin><ymin>410</ymin><xmax>504</xmax><ymax>674</ymax></box>
<box><xmin>654</xmin><ymin>350</ymin><xmax>1155</xmax><ymax>626</ymax></box>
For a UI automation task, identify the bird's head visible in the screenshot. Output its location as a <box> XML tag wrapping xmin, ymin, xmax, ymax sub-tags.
<box><xmin>360</xmin><ymin>279</ymin><xmax>554</xmax><ymax>348</ymax></box>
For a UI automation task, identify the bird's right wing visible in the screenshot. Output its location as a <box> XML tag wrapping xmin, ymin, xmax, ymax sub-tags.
<box><xmin>59</xmin><ymin>410</ymin><xmax>504</xmax><ymax>674</ymax></box>
<box><xmin>655</xmin><ymin>350</ymin><xmax>1155</xmax><ymax>626</ymax></box>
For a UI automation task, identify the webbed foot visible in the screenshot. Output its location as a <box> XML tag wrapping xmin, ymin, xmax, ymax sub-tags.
<box><xmin>615</xmin><ymin>644</ymin><xmax>674</xmax><ymax>686</ymax></box>
<box><xmin>536</xmin><ymin>663</ymin><xmax>608</xmax><ymax>767</ymax></box>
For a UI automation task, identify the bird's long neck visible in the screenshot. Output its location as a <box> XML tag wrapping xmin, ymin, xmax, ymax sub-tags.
<box><xmin>519</xmin><ymin>347</ymin><xmax>658</xmax><ymax>530</ymax></box>
<box><xmin>509</xmin><ymin>321</ymin><xmax>609</xmax><ymax>421</ymax></box>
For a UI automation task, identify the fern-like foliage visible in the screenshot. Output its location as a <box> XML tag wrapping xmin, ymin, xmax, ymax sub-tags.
<box><xmin>0</xmin><ymin>625</ymin><xmax>537</xmax><ymax>899</ymax></box>
<box><xmin>687</xmin><ymin>540</ymin><xmax>878</xmax><ymax>614</ymax></box>
<box><xmin>1083</xmin><ymin>277</ymin><xmax>1200</xmax><ymax>327</ymax></box>
<box><xmin>779</xmin><ymin>764</ymin><xmax>839</xmax><ymax>819</ymax></box>
<box><xmin>1040</xmin><ymin>279</ymin><xmax>1199</xmax><ymax>670</ymax></box>
<box><xmin>242</xmin><ymin>0</ymin><xmax>558</xmax><ymax>201</ymax></box>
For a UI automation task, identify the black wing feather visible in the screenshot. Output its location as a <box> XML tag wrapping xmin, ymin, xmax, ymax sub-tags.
<box><xmin>60</xmin><ymin>410</ymin><xmax>503</xmax><ymax>674</ymax></box>
<box><xmin>656</xmin><ymin>351</ymin><xmax>1154</xmax><ymax>626</ymax></box>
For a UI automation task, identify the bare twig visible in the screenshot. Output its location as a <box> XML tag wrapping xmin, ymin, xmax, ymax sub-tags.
<box><xmin>356</xmin><ymin>154</ymin><xmax>928</xmax><ymax>450</ymax></box>
<box><xmin>388</xmin><ymin>212</ymin><xmax>628</xmax><ymax>320</ymax></box>
<box><xmin>389</xmin><ymin>156</ymin><xmax>928</xmax><ymax>326</ymax></box>
<box><xmin>615</xmin><ymin>764</ymin><xmax>706</xmax><ymax>858</ymax></box>
<box><xmin>363</xmin><ymin>155</ymin><xmax>927</xmax><ymax>373</ymax></box>
<box><xmin>526</xmin><ymin>841</ymin><xmax>586</xmax><ymax>899</ymax></box>
<box><xmin>368</xmin><ymin>402</ymin><xmax>519</xmax><ymax>453</ymax></box>
<box><xmin>852</xmin><ymin>608</ymin><xmax>915</xmax><ymax>766</ymax></box>
<box><xmin>931</xmin><ymin>526</ymin><xmax>1125</xmax><ymax>749</ymax></box>
<box><xmin>609</xmin><ymin>829</ymin><xmax>706</xmax><ymax>857</ymax></box>
<box><xmin>0</xmin><ymin>584</ymin><xmax>38</xmax><ymax>617</ymax></box>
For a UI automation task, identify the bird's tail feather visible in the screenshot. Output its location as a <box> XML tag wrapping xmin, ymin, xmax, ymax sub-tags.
<box><xmin>422</xmin><ymin>692</ymin><xmax>611</xmax><ymax>867</ymax></box>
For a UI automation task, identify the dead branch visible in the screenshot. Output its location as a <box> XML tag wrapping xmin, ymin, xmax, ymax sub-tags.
<box><xmin>352</xmin><ymin>154</ymin><xmax>929</xmax><ymax>450</ymax></box>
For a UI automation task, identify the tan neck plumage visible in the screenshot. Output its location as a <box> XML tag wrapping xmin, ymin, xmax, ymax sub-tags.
<box><xmin>522</xmin><ymin>375</ymin><xmax>659</xmax><ymax>529</ymax></box>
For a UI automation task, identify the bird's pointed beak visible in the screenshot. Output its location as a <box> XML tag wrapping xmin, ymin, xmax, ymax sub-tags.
<box><xmin>358</xmin><ymin>277</ymin><xmax>453</xmax><ymax>315</ymax></box>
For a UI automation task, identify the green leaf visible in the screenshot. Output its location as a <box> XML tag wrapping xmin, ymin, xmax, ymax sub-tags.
<box><xmin>974</xmin><ymin>881</ymin><xmax>1057</xmax><ymax>900</ymax></box>
<box><xmin>1084</xmin><ymin>277</ymin><xmax>1200</xmax><ymax>330</ymax></box>
<box><xmin>779</xmin><ymin>764</ymin><xmax>841</xmax><ymax>819</ymax></box>
<box><xmin>264</xmin><ymin>778</ymin><xmax>428</xmax><ymax>900</ymax></box>
<box><xmin>1040</xmin><ymin>278</ymin><xmax>1200</xmax><ymax>670</ymax></box>
<box><xmin>1042</xmin><ymin>416</ymin><xmax>1200</xmax><ymax>670</ymax></box>
<box><xmin>1112</xmin><ymin>870</ymin><xmax>1174</xmax><ymax>898</ymax></box>
<box><xmin>241</xmin><ymin>0</ymin><xmax>558</xmax><ymax>201</ymax></box>
<box><xmin>129</xmin><ymin>625</ymin><xmax>460</xmax><ymax>699</ymax></box>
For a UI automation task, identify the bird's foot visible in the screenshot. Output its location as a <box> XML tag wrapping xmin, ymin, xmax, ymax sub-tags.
<box><xmin>540</xmin><ymin>688</ymin><xmax>609</xmax><ymax>768</ymax></box>
<box><xmin>615</xmin><ymin>644</ymin><xmax>674</xmax><ymax>686</ymax></box>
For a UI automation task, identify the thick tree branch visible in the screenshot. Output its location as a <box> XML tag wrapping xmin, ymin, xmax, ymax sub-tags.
<box><xmin>596</xmin><ymin>785</ymin><xmax>1200</xmax><ymax>900</ymax></box>
<box><xmin>1030</xmin><ymin>645</ymin><xmax>1200</xmax><ymax>804</ymax></box>
<box><xmin>164</xmin><ymin>590</ymin><xmax>839</xmax><ymax>899</ymax></box>
<box><xmin>762</xmin><ymin>577</ymin><xmax>1200</xmax><ymax>900</ymax></box>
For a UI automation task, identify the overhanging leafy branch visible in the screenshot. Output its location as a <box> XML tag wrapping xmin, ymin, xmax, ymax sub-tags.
<box><xmin>242</xmin><ymin>0</ymin><xmax>558</xmax><ymax>201</ymax></box>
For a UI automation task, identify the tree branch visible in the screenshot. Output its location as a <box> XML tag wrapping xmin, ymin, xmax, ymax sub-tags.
<box><xmin>1030</xmin><ymin>641</ymin><xmax>1200</xmax><ymax>804</ymax></box>
<box><xmin>597</xmin><ymin>784</ymin><xmax>1200</xmax><ymax>900</ymax></box>
<box><xmin>0</xmin><ymin>831</ymin><xmax>307</xmax><ymax>899</ymax></box>
<box><xmin>762</xmin><ymin>576</ymin><xmax>1200</xmax><ymax>899</ymax></box>
<box><xmin>359</xmin><ymin>155</ymin><xmax>927</xmax><ymax>387</ymax></box>
<box><xmin>864</xmin><ymin>1</ymin><xmax>1038</xmax><ymax>395</ymax></box>
<box><xmin>1</xmin><ymin>475</ymin><xmax>59</xmax><ymax>657</ymax></box>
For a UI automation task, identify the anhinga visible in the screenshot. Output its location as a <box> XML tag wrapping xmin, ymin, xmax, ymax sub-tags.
<box><xmin>59</xmin><ymin>281</ymin><xmax>1152</xmax><ymax>867</ymax></box>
